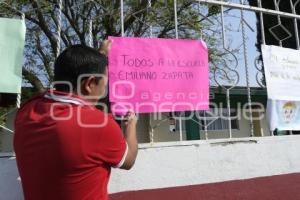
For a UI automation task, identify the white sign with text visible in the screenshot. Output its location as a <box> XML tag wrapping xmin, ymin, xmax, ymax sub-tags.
<box><xmin>262</xmin><ymin>45</ymin><xmax>300</xmax><ymax>101</ymax></box>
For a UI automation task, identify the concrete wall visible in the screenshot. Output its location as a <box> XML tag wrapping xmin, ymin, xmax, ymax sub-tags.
<box><xmin>0</xmin><ymin>154</ymin><xmax>22</xmax><ymax>200</ymax></box>
<box><xmin>1</xmin><ymin>135</ymin><xmax>300</xmax><ymax>200</ymax></box>
<box><xmin>260</xmin><ymin>114</ymin><xmax>271</xmax><ymax>136</ymax></box>
<box><xmin>109</xmin><ymin>135</ymin><xmax>300</xmax><ymax>193</ymax></box>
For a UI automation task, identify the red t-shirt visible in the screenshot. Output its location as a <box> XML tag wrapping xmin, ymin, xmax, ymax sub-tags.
<box><xmin>14</xmin><ymin>90</ymin><xmax>127</xmax><ymax>200</ymax></box>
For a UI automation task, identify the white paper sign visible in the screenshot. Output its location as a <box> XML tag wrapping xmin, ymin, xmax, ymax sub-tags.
<box><xmin>262</xmin><ymin>45</ymin><xmax>300</xmax><ymax>101</ymax></box>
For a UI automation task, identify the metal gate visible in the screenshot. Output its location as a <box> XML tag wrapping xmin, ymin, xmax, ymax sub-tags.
<box><xmin>1</xmin><ymin>0</ymin><xmax>300</xmax><ymax>149</ymax></box>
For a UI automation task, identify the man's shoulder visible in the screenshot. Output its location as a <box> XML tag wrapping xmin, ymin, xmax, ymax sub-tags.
<box><xmin>78</xmin><ymin>106</ymin><xmax>106</xmax><ymax>118</ymax></box>
<box><xmin>77</xmin><ymin>107</ymin><xmax>119</xmax><ymax>129</ymax></box>
<box><xmin>15</xmin><ymin>92</ymin><xmax>45</xmax><ymax>120</ymax></box>
<box><xmin>19</xmin><ymin>92</ymin><xmax>45</xmax><ymax>109</ymax></box>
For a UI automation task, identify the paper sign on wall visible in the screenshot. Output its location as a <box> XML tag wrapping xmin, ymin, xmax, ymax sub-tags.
<box><xmin>262</xmin><ymin>45</ymin><xmax>300</xmax><ymax>131</ymax></box>
<box><xmin>0</xmin><ymin>18</ymin><xmax>26</xmax><ymax>94</ymax></box>
<box><xmin>262</xmin><ymin>45</ymin><xmax>300</xmax><ymax>101</ymax></box>
<box><xmin>108</xmin><ymin>36</ymin><xmax>209</xmax><ymax>114</ymax></box>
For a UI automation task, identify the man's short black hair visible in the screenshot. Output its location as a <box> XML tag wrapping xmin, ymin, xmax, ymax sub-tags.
<box><xmin>54</xmin><ymin>44</ymin><xmax>108</xmax><ymax>91</ymax></box>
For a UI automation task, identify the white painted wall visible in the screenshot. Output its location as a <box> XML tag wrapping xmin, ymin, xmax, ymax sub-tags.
<box><xmin>2</xmin><ymin>135</ymin><xmax>300</xmax><ymax>199</ymax></box>
<box><xmin>109</xmin><ymin>135</ymin><xmax>300</xmax><ymax>193</ymax></box>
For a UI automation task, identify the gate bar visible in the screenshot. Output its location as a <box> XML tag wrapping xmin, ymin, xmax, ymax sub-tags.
<box><xmin>197</xmin><ymin>0</ymin><xmax>300</xmax><ymax>20</ymax></box>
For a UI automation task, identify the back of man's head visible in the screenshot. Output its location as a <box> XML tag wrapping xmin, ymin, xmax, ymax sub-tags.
<box><xmin>54</xmin><ymin>44</ymin><xmax>107</xmax><ymax>92</ymax></box>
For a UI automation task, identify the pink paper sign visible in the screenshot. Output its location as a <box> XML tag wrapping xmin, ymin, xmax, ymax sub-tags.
<box><xmin>108</xmin><ymin>36</ymin><xmax>209</xmax><ymax>114</ymax></box>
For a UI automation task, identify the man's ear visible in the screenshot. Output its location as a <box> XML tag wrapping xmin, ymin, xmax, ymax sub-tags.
<box><xmin>83</xmin><ymin>76</ymin><xmax>97</xmax><ymax>95</ymax></box>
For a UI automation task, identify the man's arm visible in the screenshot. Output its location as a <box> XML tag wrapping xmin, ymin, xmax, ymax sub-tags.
<box><xmin>99</xmin><ymin>40</ymin><xmax>138</xmax><ymax>169</ymax></box>
<box><xmin>120</xmin><ymin>112</ymin><xmax>138</xmax><ymax>170</ymax></box>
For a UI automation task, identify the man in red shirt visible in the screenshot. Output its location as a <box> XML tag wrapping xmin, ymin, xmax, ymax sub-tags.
<box><xmin>14</xmin><ymin>42</ymin><xmax>138</xmax><ymax>200</ymax></box>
